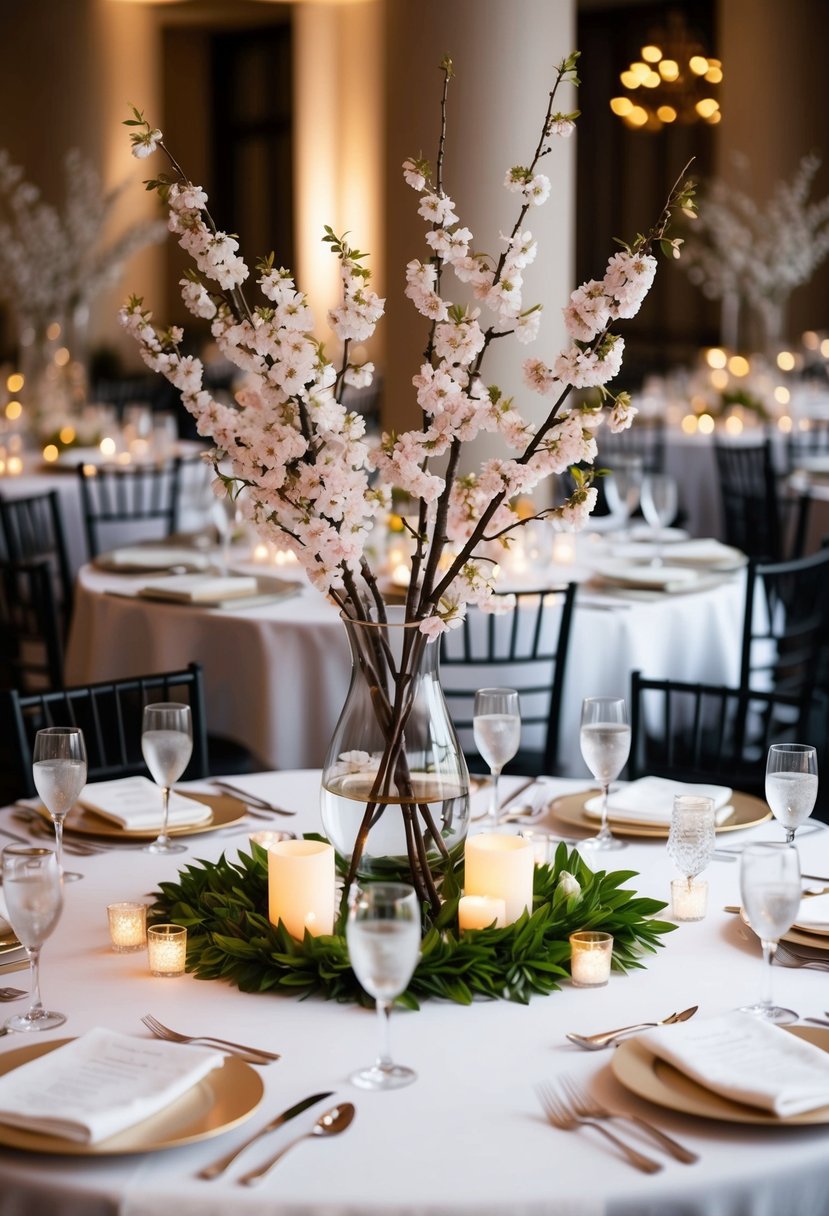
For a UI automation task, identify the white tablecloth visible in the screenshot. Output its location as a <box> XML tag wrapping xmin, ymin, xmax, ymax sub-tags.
<box><xmin>0</xmin><ymin>771</ymin><xmax>828</xmax><ymax>1216</ymax></box>
<box><xmin>65</xmin><ymin>563</ymin><xmax>745</xmax><ymax>774</ymax></box>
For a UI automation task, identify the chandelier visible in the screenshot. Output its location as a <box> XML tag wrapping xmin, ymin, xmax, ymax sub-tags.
<box><xmin>610</xmin><ymin>10</ymin><xmax>722</xmax><ymax>132</ymax></box>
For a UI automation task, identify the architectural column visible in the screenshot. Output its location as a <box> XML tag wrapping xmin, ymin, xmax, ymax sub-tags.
<box><xmin>383</xmin><ymin>0</ymin><xmax>577</xmax><ymax>451</ymax></box>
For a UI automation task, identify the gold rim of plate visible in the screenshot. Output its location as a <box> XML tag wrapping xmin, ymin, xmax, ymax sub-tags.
<box><xmin>0</xmin><ymin>1038</ymin><xmax>264</xmax><ymax>1155</ymax></box>
<box><xmin>612</xmin><ymin>1026</ymin><xmax>829</xmax><ymax>1125</ymax></box>
<box><xmin>738</xmin><ymin>906</ymin><xmax>829</xmax><ymax>952</ymax></box>
<box><xmin>549</xmin><ymin>789</ymin><xmax>770</xmax><ymax>839</ymax></box>
<box><xmin>35</xmin><ymin>792</ymin><xmax>246</xmax><ymax>841</ymax></box>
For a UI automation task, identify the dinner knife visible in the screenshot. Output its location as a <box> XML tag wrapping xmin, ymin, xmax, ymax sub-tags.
<box><xmin>197</xmin><ymin>1091</ymin><xmax>334</xmax><ymax>1179</ymax></box>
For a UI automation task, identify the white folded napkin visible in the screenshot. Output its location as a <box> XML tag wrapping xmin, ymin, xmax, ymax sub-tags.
<box><xmin>584</xmin><ymin>776</ymin><xmax>733</xmax><ymax>826</ymax></box>
<box><xmin>638</xmin><ymin>1012</ymin><xmax>829</xmax><ymax>1117</ymax></box>
<box><xmin>795</xmin><ymin>892</ymin><xmax>829</xmax><ymax>934</ymax></box>
<box><xmin>139</xmin><ymin>573</ymin><xmax>259</xmax><ymax>603</ymax></box>
<box><xmin>590</xmin><ymin>559</ymin><xmax>699</xmax><ymax>591</ymax></box>
<box><xmin>0</xmin><ymin>1028</ymin><xmax>222</xmax><ymax>1144</ymax></box>
<box><xmin>79</xmin><ymin>777</ymin><xmax>212</xmax><ymax>830</ymax></box>
<box><xmin>663</xmin><ymin>539</ymin><xmax>741</xmax><ymax>564</ymax></box>
<box><xmin>97</xmin><ymin>547</ymin><xmax>210</xmax><ymax>573</ymax></box>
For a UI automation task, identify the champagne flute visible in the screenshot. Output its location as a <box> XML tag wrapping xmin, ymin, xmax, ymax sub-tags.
<box><xmin>579</xmin><ymin>697</ymin><xmax>630</xmax><ymax>851</ymax></box>
<box><xmin>640</xmin><ymin>473</ymin><xmax>678</xmax><ymax>566</ymax></box>
<box><xmin>473</xmin><ymin>688</ymin><xmax>521</xmax><ymax>827</ymax></box>
<box><xmin>32</xmin><ymin>727</ymin><xmax>87</xmax><ymax>883</ymax></box>
<box><xmin>141</xmin><ymin>703</ymin><xmax>193</xmax><ymax>855</ymax></box>
<box><xmin>739</xmin><ymin>842</ymin><xmax>801</xmax><ymax>1024</ymax></box>
<box><xmin>2</xmin><ymin>845</ymin><xmax>64</xmax><ymax>1032</ymax></box>
<box><xmin>765</xmin><ymin>743</ymin><xmax>818</xmax><ymax>844</ymax></box>
<box><xmin>346</xmin><ymin>882</ymin><xmax>421</xmax><ymax>1090</ymax></box>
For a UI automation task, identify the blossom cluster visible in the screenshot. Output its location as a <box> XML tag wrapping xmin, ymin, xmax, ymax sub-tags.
<box><xmin>121</xmin><ymin>60</ymin><xmax>687</xmax><ymax>638</ymax></box>
<box><xmin>0</xmin><ymin>147</ymin><xmax>165</xmax><ymax>340</ymax></box>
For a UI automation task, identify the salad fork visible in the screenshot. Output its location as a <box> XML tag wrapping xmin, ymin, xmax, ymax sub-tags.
<box><xmin>560</xmin><ymin>1076</ymin><xmax>698</xmax><ymax>1163</ymax></box>
<box><xmin>535</xmin><ymin>1081</ymin><xmax>661</xmax><ymax>1173</ymax></box>
<box><xmin>141</xmin><ymin>1014</ymin><xmax>280</xmax><ymax>1063</ymax></box>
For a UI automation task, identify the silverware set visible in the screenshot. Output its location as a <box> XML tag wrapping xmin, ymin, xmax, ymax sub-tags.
<box><xmin>210</xmin><ymin>781</ymin><xmax>297</xmax><ymax>817</ymax></box>
<box><xmin>197</xmin><ymin>1091</ymin><xmax>354</xmax><ymax>1184</ymax></box>
<box><xmin>140</xmin><ymin>1014</ymin><xmax>280</xmax><ymax>1066</ymax></box>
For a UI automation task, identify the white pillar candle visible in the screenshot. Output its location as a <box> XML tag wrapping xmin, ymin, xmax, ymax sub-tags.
<box><xmin>458</xmin><ymin>894</ymin><xmax>506</xmax><ymax>931</ymax></box>
<box><xmin>268</xmin><ymin>839</ymin><xmax>335</xmax><ymax>939</ymax></box>
<box><xmin>569</xmin><ymin>931</ymin><xmax>613</xmax><ymax>987</ymax></box>
<box><xmin>147</xmin><ymin>924</ymin><xmax>187</xmax><ymax>976</ymax></box>
<box><xmin>107</xmin><ymin>902</ymin><xmax>147</xmax><ymax>952</ymax></box>
<box><xmin>464</xmin><ymin>834</ymin><xmax>534</xmax><ymax>925</ymax></box>
<box><xmin>671</xmin><ymin>878</ymin><xmax>708</xmax><ymax>922</ymax></box>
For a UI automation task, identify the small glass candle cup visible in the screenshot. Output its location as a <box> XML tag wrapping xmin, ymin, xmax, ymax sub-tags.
<box><xmin>249</xmin><ymin>829</ymin><xmax>296</xmax><ymax>850</ymax></box>
<box><xmin>569</xmin><ymin>930</ymin><xmax>613</xmax><ymax>988</ymax></box>
<box><xmin>107</xmin><ymin>902</ymin><xmax>148</xmax><ymax>952</ymax></box>
<box><xmin>147</xmin><ymin>924</ymin><xmax>187</xmax><ymax>977</ymax></box>
<box><xmin>671</xmin><ymin>877</ymin><xmax>709</xmax><ymax>922</ymax></box>
<box><xmin>519</xmin><ymin>828</ymin><xmax>558</xmax><ymax>866</ymax></box>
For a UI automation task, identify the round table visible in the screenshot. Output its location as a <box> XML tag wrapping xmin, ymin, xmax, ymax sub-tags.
<box><xmin>0</xmin><ymin>770</ymin><xmax>828</xmax><ymax>1216</ymax></box>
<box><xmin>65</xmin><ymin>559</ymin><xmax>746</xmax><ymax>774</ymax></box>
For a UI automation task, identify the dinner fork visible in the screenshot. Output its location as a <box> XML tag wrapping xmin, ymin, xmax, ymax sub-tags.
<box><xmin>773</xmin><ymin>942</ymin><xmax>829</xmax><ymax>972</ymax></box>
<box><xmin>141</xmin><ymin>1015</ymin><xmax>281</xmax><ymax>1064</ymax></box>
<box><xmin>0</xmin><ymin>988</ymin><xmax>26</xmax><ymax>1001</ymax></box>
<box><xmin>535</xmin><ymin>1081</ymin><xmax>662</xmax><ymax>1173</ymax></box>
<box><xmin>560</xmin><ymin>1076</ymin><xmax>698</xmax><ymax>1164</ymax></box>
<box><xmin>210</xmin><ymin>781</ymin><xmax>296</xmax><ymax>816</ymax></box>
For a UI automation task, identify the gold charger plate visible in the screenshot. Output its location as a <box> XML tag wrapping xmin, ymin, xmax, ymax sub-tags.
<box><xmin>0</xmin><ymin>1038</ymin><xmax>263</xmax><ymax>1155</ymax></box>
<box><xmin>739</xmin><ymin>906</ymin><xmax>829</xmax><ymax>953</ymax></box>
<box><xmin>612</xmin><ymin>1025</ymin><xmax>829</xmax><ymax>1125</ymax></box>
<box><xmin>549</xmin><ymin>789</ymin><xmax>770</xmax><ymax>839</ymax></box>
<box><xmin>35</xmin><ymin>793</ymin><xmax>246</xmax><ymax>841</ymax></box>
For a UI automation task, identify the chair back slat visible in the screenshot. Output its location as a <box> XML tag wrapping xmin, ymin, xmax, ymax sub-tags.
<box><xmin>441</xmin><ymin>584</ymin><xmax>576</xmax><ymax>775</ymax></box>
<box><xmin>77</xmin><ymin>459</ymin><xmax>183</xmax><ymax>558</ymax></box>
<box><xmin>2</xmin><ymin>663</ymin><xmax>209</xmax><ymax>800</ymax></box>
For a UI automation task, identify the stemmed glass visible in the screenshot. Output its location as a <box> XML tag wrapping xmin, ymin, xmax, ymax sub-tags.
<box><xmin>765</xmin><ymin>743</ymin><xmax>818</xmax><ymax>844</ymax></box>
<box><xmin>141</xmin><ymin>703</ymin><xmax>193</xmax><ymax>855</ymax></box>
<box><xmin>579</xmin><ymin>697</ymin><xmax>630</xmax><ymax>851</ymax></box>
<box><xmin>604</xmin><ymin>455</ymin><xmax>643</xmax><ymax>535</ymax></box>
<box><xmin>2</xmin><ymin>845</ymin><xmax>64</xmax><ymax>1031</ymax></box>
<box><xmin>32</xmin><ymin>727</ymin><xmax>87</xmax><ymax>883</ymax></box>
<box><xmin>346</xmin><ymin>882</ymin><xmax>421</xmax><ymax>1090</ymax></box>
<box><xmin>640</xmin><ymin>473</ymin><xmax>678</xmax><ymax>566</ymax></box>
<box><xmin>473</xmin><ymin>688</ymin><xmax>521</xmax><ymax>827</ymax></box>
<box><xmin>739</xmin><ymin>842</ymin><xmax>801</xmax><ymax>1024</ymax></box>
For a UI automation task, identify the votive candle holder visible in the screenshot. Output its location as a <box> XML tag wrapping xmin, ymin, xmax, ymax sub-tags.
<box><xmin>670</xmin><ymin>877</ymin><xmax>708</xmax><ymax>922</ymax></box>
<box><xmin>569</xmin><ymin>930</ymin><xmax>613</xmax><ymax>988</ymax></box>
<box><xmin>147</xmin><ymin>924</ymin><xmax>187</xmax><ymax>977</ymax></box>
<box><xmin>107</xmin><ymin>902</ymin><xmax>147</xmax><ymax>953</ymax></box>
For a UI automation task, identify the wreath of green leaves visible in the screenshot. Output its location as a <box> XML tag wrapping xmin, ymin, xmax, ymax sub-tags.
<box><xmin>150</xmin><ymin>839</ymin><xmax>675</xmax><ymax>1007</ymax></box>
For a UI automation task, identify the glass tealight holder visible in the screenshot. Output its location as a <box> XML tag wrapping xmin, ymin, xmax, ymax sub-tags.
<box><xmin>670</xmin><ymin>877</ymin><xmax>709</xmax><ymax>922</ymax></box>
<box><xmin>147</xmin><ymin>924</ymin><xmax>187</xmax><ymax>977</ymax></box>
<box><xmin>519</xmin><ymin>828</ymin><xmax>558</xmax><ymax>866</ymax></box>
<box><xmin>107</xmin><ymin>902</ymin><xmax>148</xmax><ymax>953</ymax></box>
<box><xmin>569</xmin><ymin>930</ymin><xmax>613</xmax><ymax>988</ymax></box>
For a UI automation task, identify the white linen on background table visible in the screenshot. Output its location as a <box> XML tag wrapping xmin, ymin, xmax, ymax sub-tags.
<box><xmin>0</xmin><ymin>771</ymin><xmax>829</xmax><ymax>1215</ymax></box>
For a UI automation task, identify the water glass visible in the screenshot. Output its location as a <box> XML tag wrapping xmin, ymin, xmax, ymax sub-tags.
<box><xmin>765</xmin><ymin>743</ymin><xmax>818</xmax><ymax>844</ymax></box>
<box><xmin>640</xmin><ymin>473</ymin><xmax>678</xmax><ymax>564</ymax></box>
<box><xmin>2</xmin><ymin>845</ymin><xmax>64</xmax><ymax>1032</ymax></box>
<box><xmin>141</xmin><ymin>703</ymin><xmax>193</xmax><ymax>855</ymax></box>
<box><xmin>346</xmin><ymin>882</ymin><xmax>421</xmax><ymax>1090</ymax></box>
<box><xmin>579</xmin><ymin>697</ymin><xmax>630</xmax><ymax>850</ymax></box>
<box><xmin>604</xmin><ymin>454</ymin><xmax>643</xmax><ymax>532</ymax></box>
<box><xmin>739</xmin><ymin>842</ymin><xmax>801</xmax><ymax>1024</ymax></box>
<box><xmin>473</xmin><ymin>688</ymin><xmax>521</xmax><ymax>827</ymax></box>
<box><xmin>32</xmin><ymin>726</ymin><xmax>87</xmax><ymax>882</ymax></box>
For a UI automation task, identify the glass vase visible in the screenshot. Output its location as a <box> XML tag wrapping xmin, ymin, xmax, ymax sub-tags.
<box><xmin>320</xmin><ymin>609</ymin><xmax>470</xmax><ymax>911</ymax></box>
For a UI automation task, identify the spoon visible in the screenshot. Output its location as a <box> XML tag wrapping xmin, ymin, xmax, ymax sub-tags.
<box><xmin>239</xmin><ymin>1102</ymin><xmax>356</xmax><ymax>1185</ymax></box>
<box><xmin>566</xmin><ymin>1005</ymin><xmax>698</xmax><ymax>1050</ymax></box>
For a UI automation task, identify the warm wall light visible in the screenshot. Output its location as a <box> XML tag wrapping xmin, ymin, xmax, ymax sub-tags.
<box><xmin>611</xmin><ymin>12</ymin><xmax>721</xmax><ymax>132</ymax></box>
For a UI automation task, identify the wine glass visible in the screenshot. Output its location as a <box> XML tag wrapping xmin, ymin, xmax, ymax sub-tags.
<box><xmin>640</xmin><ymin>473</ymin><xmax>678</xmax><ymax>566</ymax></box>
<box><xmin>2</xmin><ymin>845</ymin><xmax>64</xmax><ymax>1032</ymax></box>
<box><xmin>141</xmin><ymin>703</ymin><xmax>193</xmax><ymax>855</ymax></box>
<box><xmin>739</xmin><ymin>842</ymin><xmax>801</xmax><ymax>1024</ymax></box>
<box><xmin>579</xmin><ymin>697</ymin><xmax>630</xmax><ymax>851</ymax></box>
<box><xmin>473</xmin><ymin>688</ymin><xmax>521</xmax><ymax>827</ymax></box>
<box><xmin>604</xmin><ymin>454</ymin><xmax>643</xmax><ymax>535</ymax></box>
<box><xmin>346</xmin><ymin>882</ymin><xmax>421</xmax><ymax>1090</ymax></box>
<box><xmin>765</xmin><ymin>743</ymin><xmax>818</xmax><ymax>844</ymax></box>
<box><xmin>32</xmin><ymin>727</ymin><xmax>87</xmax><ymax>883</ymax></box>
